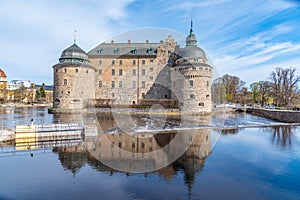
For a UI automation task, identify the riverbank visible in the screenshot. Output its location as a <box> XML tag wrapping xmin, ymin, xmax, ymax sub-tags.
<box><xmin>247</xmin><ymin>108</ymin><xmax>300</xmax><ymax>123</ymax></box>
<box><xmin>0</xmin><ymin>103</ymin><xmax>51</xmax><ymax>108</ymax></box>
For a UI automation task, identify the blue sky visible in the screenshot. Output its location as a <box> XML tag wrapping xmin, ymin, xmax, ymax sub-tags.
<box><xmin>0</xmin><ymin>0</ymin><xmax>300</xmax><ymax>87</ymax></box>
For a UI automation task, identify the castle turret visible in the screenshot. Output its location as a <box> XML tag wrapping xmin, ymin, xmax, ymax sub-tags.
<box><xmin>52</xmin><ymin>43</ymin><xmax>95</xmax><ymax>111</ymax></box>
<box><xmin>170</xmin><ymin>21</ymin><xmax>213</xmax><ymax>113</ymax></box>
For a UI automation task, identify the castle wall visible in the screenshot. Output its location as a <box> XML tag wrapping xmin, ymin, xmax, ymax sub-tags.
<box><xmin>170</xmin><ymin>65</ymin><xmax>212</xmax><ymax>113</ymax></box>
<box><xmin>89</xmin><ymin>36</ymin><xmax>177</xmax><ymax>106</ymax></box>
<box><xmin>53</xmin><ymin>64</ymin><xmax>95</xmax><ymax>109</ymax></box>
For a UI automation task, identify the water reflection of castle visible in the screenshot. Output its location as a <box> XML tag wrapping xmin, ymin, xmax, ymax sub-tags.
<box><xmin>52</xmin><ymin>129</ymin><xmax>211</xmax><ymax>191</ymax></box>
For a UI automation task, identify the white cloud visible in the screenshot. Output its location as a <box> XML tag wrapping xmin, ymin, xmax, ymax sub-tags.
<box><xmin>0</xmin><ymin>0</ymin><xmax>134</xmax><ymax>84</ymax></box>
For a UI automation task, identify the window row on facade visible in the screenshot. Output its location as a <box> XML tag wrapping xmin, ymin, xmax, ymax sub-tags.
<box><xmin>174</xmin><ymin>67</ymin><xmax>211</xmax><ymax>72</ymax></box>
<box><xmin>55</xmin><ymin>68</ymin><xmax>90</xmax><ymax>74</ymax></box>
<box><xmin>98</xmin><ymin>68</ymin><xmax>154</xmax><ymax>76</ymax></box>
<box><xmin>99</xmin><ymin>59</ymin><xmax>154</xmax><ymax>66</ymax></box>
<box><xmin>98</xmin><ymin>80</ymin><xmax>147</xmax><ymax>89</ymax></box>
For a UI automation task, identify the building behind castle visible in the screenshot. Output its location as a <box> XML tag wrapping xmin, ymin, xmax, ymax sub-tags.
<box><xmin>52</xmin><ymin>22</ymin><xmax>213</xmax><ymax>113</ymax></box>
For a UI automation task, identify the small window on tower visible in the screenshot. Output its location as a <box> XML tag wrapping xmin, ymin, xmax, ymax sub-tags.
<box><xmin>75</xmin><ymin>69</ymin><xmax>78</xmax><ymax>73</ymax></box>
<box><xmin>189</xmin><ymin>80</ymin><xmax>193</xmax><ymax>87</ymax></box>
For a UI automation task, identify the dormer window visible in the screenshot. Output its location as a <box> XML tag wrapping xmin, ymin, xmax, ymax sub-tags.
<box><xmin>114</xmin><ymin>48</ymin><xmax>119</xmax><ymax>54</ymax></box>
<box><xmin>146</xmin><ymin>47</ymin><xmax>152</xmax><ymax>54</ymax></box>
<box><xmin>131</xmin><ymin>48</ymin><xmax>137</xmax><ymax>54</ymax></box>
<box><xmin>97</xmin><ymin>48</ymin><xmax>103</xmax><ymax>54</ymax></box>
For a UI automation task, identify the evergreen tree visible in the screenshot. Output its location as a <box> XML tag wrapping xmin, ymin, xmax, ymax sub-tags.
<box><xmin>35</xmin><ymin>89</ymin><xmax>41</xmax><ymax>99</ymax></box>
<box><xmin>40</xmin><ymin>86</ymin><xmax>46</xmax><ymax>98</ymax></box>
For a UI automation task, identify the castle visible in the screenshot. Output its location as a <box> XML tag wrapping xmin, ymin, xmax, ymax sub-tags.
<box><xmin>52</xmin><ymin>22</ymin><xmax>213</xmax><ymax>113</ymax></box>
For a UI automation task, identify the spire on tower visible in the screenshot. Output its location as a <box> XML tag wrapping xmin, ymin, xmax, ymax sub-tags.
<box><xmin>74</xmin><ymin>30</ymin><xmax>77</xmax><ymax>44</ymax></box>
<box><xmin>190</xmin><ymin>19</ymin><xmax>193</xmax><ymax>34</ymax></box>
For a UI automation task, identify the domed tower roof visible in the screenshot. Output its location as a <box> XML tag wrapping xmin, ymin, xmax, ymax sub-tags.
<box><xmin>59</xmin><ymin>43</ymin><xmax>90</xmax><ymax>64</ymax></box>
<box><xmin>0</xmin><ymin>69</ymin><xmax>7</xmax><ymax>77</ymax></box>
<box><xmin>176</xmin><ymin>20</ymin><xmax>207</xmax><ymax>60</ymax></box>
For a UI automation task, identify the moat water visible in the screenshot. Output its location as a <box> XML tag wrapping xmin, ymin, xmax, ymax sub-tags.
<box><xmin>0</xmin><ymin>107</ymin><xmax>300</xmax><ymax>200</ymax></box>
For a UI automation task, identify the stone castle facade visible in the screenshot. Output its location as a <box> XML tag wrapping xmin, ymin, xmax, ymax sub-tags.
<box><xmin>52</xmin><ymin>23</ymin><xmax>213</xmax><ymax>113</ymax></box>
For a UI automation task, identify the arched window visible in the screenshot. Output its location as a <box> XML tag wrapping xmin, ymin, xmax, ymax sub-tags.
<box><xmin>199</xmin><ymin>102</ymin><xmax>204</xmax><ymax>107</ymax></box>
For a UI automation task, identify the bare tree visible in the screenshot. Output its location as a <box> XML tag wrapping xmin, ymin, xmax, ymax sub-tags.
<box><xmin>269</xmin><ymin>67</ymin><xmax>300</xmax><ymax>107</ymax></box>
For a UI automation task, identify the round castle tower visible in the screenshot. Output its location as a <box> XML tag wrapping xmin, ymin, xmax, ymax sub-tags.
<box><xmin>170</xmin><ymin>21</ymin><xmax>213</xmax><ymax>113</ymax></box>
<box><xmin>52</xmin><ymin>43</ymin><xmax>95</xmax><ymax>111</ymax></box>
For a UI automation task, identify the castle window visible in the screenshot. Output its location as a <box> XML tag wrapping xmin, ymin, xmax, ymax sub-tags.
<box><xmin>55</xmin><ymin>69</ymin><xmax>58</xmax><ymax>73</ymax></box>
<box><xmin>75</xmin><ymin>69</ymin><xmax>78</xmax><ymax>73</ymax></box>
<box><xmin>64</xmin><ymin>68</ymin><xmax>67</xmax><ymax>73</ymax></box>
<box><xmin>199</xmin><ymin>67</ymin><xmax>203</xmax><ymax>70</ymax></box>
<box><xmin>114</xmin><ymin>48</ymin><xmax>119</xmax><ymax>54</ymax></box>
<box><xmin>68</xmin><ymin>91</ymin><xmax>70</xmax><ymax>94</ymax></box>
<box><xmin>206</xmin><ymin>94</ymin><xmax>210</xmax><ymax>98</ymax></box>
<box><xmin>99</xmin><ymin>69</ymin><xmax>102</xmax><ymax>75</ymax></box>
<box><xmin>192</xmin><ymin>67</ymin><xmax>196</xmax><ymax>70</ymax></box>
<box><xmin>150</xmin><ymin>59</ymin><xmax>153</xmax><ymax>63</ymax></box>
<box><xmin>131</xmin><ymin>48</ymin><xmax>136</xmax><ymax>54</ymax></box>
<box><xmin>147</xmin><ymin>48</ymin><xmax>152</xmax><ymax>54</ymax></box>
<box><xmin>149</xmin><ymin>147</ymin><xmax>153</xmax><ymax>152</ymax></box>
<box><xmin>119</xmin><ymin>81</ymin><xmax>122</xmax><ymax>88</ymax></box>
<box><xmin>119</xmin><ymin>60</ymin><xmax>122</xmax><ymax>65</ymax></box>
<box><xmin>132</xmin><ymin>143</ymin><xmax>135</xmax><ymax>148</ymax></box>
<box><xmin>142</xmin><ymin>60</ymin><xmax>146</xmax><ymax>65</ymax></box>
<box><xmin>141</xmin><ymin>143</ymin><xmax>145</xmax><ymax>148</ymax></box>
<box><xmin>99</xmin><ymin>60</ymin><xmax>102</xmax><ymax>65</ymax></box>
<box><xmin>133</xmin><ymin>60</ymin><xmax>136</xmax><ymax>65</ymax></box>
<box><xmin>165</xmin><ymin>94</ymin><xmax>168</xmax><ymax>99</ymax></box>
<box><xmin>112</xmin><ymin>93</ymin><xmax>115</xmax><ymax>98</ymax></box>
<box><xmin>132</xmin><ymin>101</ymin><xmax>136</xmax><ymax>105</ymax></box>
<box><xmin>142</xmin><ymin>81</ymin><xmax>145</xmax><ymax>88</ymax></box>
<box><xmin>119</xmin><ymin>69</ymin><xmax>123</xmax><ymax>76</ymax></box>
<box><xmin>205</xmin><ymin>68</ymin><xmax>208</xmax><ymax>71</ymax></box>
<box><xmin>142</xmin><ymin>93</ymin><xmax>145</xmax><ymax>98</ymax></box>
<box><xmin>132</xmin><ymin>69</ymin><xmax>136</xmax><ymax>75</ymax></box>
<box><xmin>199</xmin><ymin>102</ymin><xmax>204</xmax><ymax>107</ymax></box>
<box><xmin>63</xmin><ymin>79</ymin><xmax>67</xmax><ymax>86</ymax></box>
<box><xmin>132</xmin><ymin>81</ymin><xmax>136</xmax><ymax>88</ymax></box>
<box><xmin>150</xmin><ymin>76</ymin><xmax>153</xmax><ymax>81</ymax></box>
<box><xmin>142</xmin><ymin>69</ymin><xmax>146</xmax><ymax>76</ymax></box>
<box><xmin>99</xmin><ymin>81</ymin><xmax>102</xmax><ymax>87</ymax></box>
<box><xmin>207</xmin><ymin>81</ymin><xmax>209</xmax><ymax>87</ymax></box>
<box><xmin>111</xmin><ymin>81</ymin><xmax>115</xmax><ymax>88</ymax></box>
<box><xmin>112</xmin><ymin>69</ymin><xmax>115</xmax><ymax>76</ymax></box>
<box><xmin>86</xmin><ymin>70</ymin><xmax>88</xmax><ymax>74</ymax></box>
<box><xmin>189</xmin><ymin>80</ymin><xmax>193</xmax><ymax>87</ymax></box>
<box><xmin>150</xmin><ymin>67</ymin><xmax>153</xmax><ymax>72</ymax></box>
<box><xmin>190</xmin><ymin>94</ymin><xmax>195</xmax><ymax>99</ymax></box>
<box><xmin>112</xmin><ymin>60</ymin><xmax>115</xmax><ymax>65</ymax></box>
<box><xmin>97</xmin><ymin>48</ymin><xmax>103</xmax><ymax>54</ymax></box>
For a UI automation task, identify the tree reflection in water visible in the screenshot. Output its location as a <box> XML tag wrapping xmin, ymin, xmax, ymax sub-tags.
<box><xmin>262</xmin><ymin>126</ymin><xmax>296</xmax><ymax>149</ymax></box>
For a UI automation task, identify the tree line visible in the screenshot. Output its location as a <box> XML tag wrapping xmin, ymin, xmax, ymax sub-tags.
<box><xmin>212</xmin><ymin>67</ymin><xmax>300</xmax><ymax>108</ymax></box>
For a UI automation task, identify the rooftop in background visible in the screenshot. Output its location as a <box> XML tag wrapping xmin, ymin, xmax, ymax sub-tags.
<box><xmin>0</xmin><ymin>69</ymin><xmax>7</xmax><ymax>78</ymax></box>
